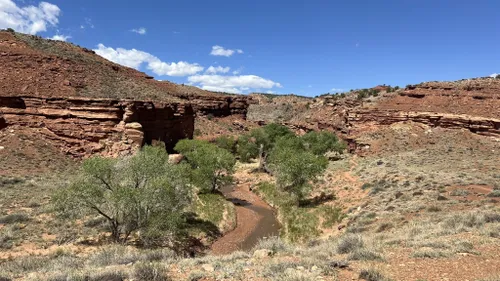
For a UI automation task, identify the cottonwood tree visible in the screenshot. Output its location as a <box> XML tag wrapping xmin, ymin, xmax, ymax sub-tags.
<box><xmin>237</xmin><ymin>123</ymin><xmax>294</xmax><ymax>170</ymax></box>
<box><xmin>268</xmin><ymin>145</ymin><xmax>328</xmax><ymax>202</ymax></box>
<box><xmin>53</xmin><ymin>145</ymin><xmax>192</xmax><ymax>245</ymax></box>
<box><xmin>175</xmin><ymin>139</ymin><xmax>236</xmax><ymax>193</ymax></box>
<box><xmin>300</xmin><ymin>131</ymin><xmax>346</xmax><ymax>155</ymax></box>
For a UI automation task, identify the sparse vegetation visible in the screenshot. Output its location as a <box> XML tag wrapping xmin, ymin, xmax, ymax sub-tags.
<box><xmin>337</xmin><ymin>234</ymin><xmax>364</xmax><ymax>254</ymax></box>
<box><xmin>133</xmin><ymin>262</ymin><xmax>170</xmax><ymax>281</ymax></box>
<box><xmin>0</xmin><ymin>213</ymin><xmax>30</xmax><ymax>224</ymax></box>
<box><xmin>359</xmin><ymin>268</ymin><xmax>391</xmax><ymax>281</ymax></box>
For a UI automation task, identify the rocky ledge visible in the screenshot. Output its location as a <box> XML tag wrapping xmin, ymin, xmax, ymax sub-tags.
<box><xmin>0</xmin><ymin>96</ymin><xmax>194</xmax><ymax>157</ymax></box>
<box><xmin>349</xmin><ymin>109</ymin><xmax>500</xmax><ymax>137</ymax></box>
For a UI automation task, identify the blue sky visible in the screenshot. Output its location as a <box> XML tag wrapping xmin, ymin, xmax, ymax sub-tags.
<box><xmin>1</xmin><ymin>0</ymin><xmax>499</xmax><ymax>96</ymax></box>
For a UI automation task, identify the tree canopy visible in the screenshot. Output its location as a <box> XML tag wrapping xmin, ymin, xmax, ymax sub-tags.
<box><xmin>53</xmin><ymin>145</ymin><xmax>192</xmax><ymax>245</ymax></box>
<box><xmin>175</xmin><ymin>139</ymin><xmax>236</xmax><ymax>194</ymax></box>
<box><xmin>236</xmin><ymin>124</ymin><xmax>344</xmax><ymax>202</ymax></box>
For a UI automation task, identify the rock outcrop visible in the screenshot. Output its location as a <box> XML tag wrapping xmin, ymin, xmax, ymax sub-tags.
<box><xmin>174</xmin><ymin>93</ymin><xmax>253</xmax><ymax>116</ymax></box>
<box><xmin>348</xmin><ymin>110</ymin><xmax>500</xmax><ymax>137</ymax></box>
<box><xmin>0</xmin><ymin>96</ymin><xmax>194</xmax><ymax>157</ymax></box>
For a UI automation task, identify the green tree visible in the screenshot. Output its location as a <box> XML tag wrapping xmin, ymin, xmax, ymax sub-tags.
<box><xmin>175</xmin><ymin>139</ymin><xmax>236</xmax><ymax>193</ymax></box>
<box><xmin>236</xmin><ymin>133</ymin><xmax>259</xmax><ymax>162</ymax></box>
<box><xmin>215</xmin><ymin>135</ymin><xmax>236</xmax><ymax>153</ymax></box>
<box><xmin>237</xmin><ymin>123</ymin><xmax>294</xmax><ymax>169</ymax></box>
<box><xmin>268</xmin><ymin>145</ymin><xmax>328</xmax><ymax>202</ymax></box>
<box><xmin>301</xmin><ymin>131</ymin><xmax>346</xmax><ymax>155</ymax></box>
<box><xmin>53</xmin><ymin>145</ymin><xmax>192</xmax><ymax>245</ymax></box>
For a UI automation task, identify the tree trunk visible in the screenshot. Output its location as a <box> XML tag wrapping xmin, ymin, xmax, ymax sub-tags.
<box><xmin>258</xmin><ymin>144</ymin><xmax>265</xmax><ymax>171</ymax></box>
<box><xmin>110</xmin><ymin>221</ymin><xmax>120</xmax><ymax>242</ymax></box>
<box><xmin>211</xmin><ymin>175</ymin><xmax>217</xmax><ymax>193</ymax></box>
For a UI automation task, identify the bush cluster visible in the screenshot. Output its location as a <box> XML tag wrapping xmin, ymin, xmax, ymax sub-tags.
<box><xmin>236</xmin><ymin>124</ymin><xmax>345</xmax><ymax>200</ymax></box>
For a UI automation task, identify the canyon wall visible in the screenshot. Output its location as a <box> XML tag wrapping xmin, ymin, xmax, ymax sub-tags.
<box><xmin>176</xmin><ymin>94</ymin><xmax>252</xmax><ymax>117</ymax></box>
<box><xmin>348</xmin><ymin>109</ymin><xmax>500</xmax><ymax>137</ymax></box>
<box><xmin>0</xmin><ymin>96</ymin><xmax>194</xmax><ymax>157</ymax></box>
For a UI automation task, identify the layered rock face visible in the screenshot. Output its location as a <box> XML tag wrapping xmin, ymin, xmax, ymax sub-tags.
<box><xmin>348</xmin><ymin>110</ymin><xmax>500</xmax><ymax>137</ymax></box>
<box><xmin>0</xmin><ymin>96</ymin><xmax>194</xmax><ymax>157</ymax></box>
<box><xmin>375</xmin><ymin>78</ymin><xmax>500</xmax><ymax>119</ymax></box>
<box><xmin>352</xmin><ymin>78</ymin><xmax>500</xmax><ymax>137</ymax></box>
<box><xmin>247</xmin><ymin>78</ymin><xmax>500</xmax><ymax>142</ymax></box>
<box><xmin>173</xmin><ymin>93</ymin><xmax>252</xmax><ymax>116</ymax></box>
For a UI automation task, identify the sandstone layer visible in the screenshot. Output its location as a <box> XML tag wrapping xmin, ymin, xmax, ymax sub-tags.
<box><xmin>0</xmin><ymin>96</ymin><xmax>194</xmax><ymax>157</ymax></box>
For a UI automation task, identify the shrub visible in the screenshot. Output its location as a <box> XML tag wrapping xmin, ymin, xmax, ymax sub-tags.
<box><xmin>175</xmin><ymin>139</ymin><xmax>236</xmax><ymax>193</ymax></box>
<box><xmin>301</xmin><ymin>131</ymin><xmax>346</xmax><ymax>155</ymax></box>
<box><xmin>411</xmin><ymin>248</ymin><xmax>449</xmax><ymax>258</ymax></box>
<box><xmin>487</xmin><ymin>190</ymin><xmax>500</xmax><ymax>197</ymax></box>
<box><xmin>348</xmin><ymin>249</ymin><xmax>384</xmax><ymax>261</ymax></box>
<box><xmin>0</xmin><ymin>213</ymin><xmax>29</xmax><ymax>224</ymax></box>
<box><xmin>0</xmin><ymin>228</ymin><xmax>15</xmax><ymax>249</ymax></box>
<box><xmin>188</xmin><ymin>271</ymin><xmax>207</xmax><ymax>281</ymax></box>
<box><xmin>133</xmin><ymin>263</ymin><xmax>170</xmax><ymax>281</ymax></box>
<box><xmin>254</xmin><ymin>237</ymin><xmax>290</xmax><ymax>254</ymax></box>
<box><xmin>215</xmin><ymin>135</ymin><xmax>236</xmax><ymax>153</ymax></box>
<box><xmin>236</xmin><ymin>134</ymin><xmax>259</xmax><ymax>162</ymax></box>
<box><xmin>376</xmin><ymin>222</ymin><xmax>393</xmax><ymax>232</ymax></box>
<box><xmin>450</xmin><ymin>189</ymin><xmax>469</xmax><ymax>196</ymax></box>
<box><xmin>90</xmin><ymin>271</ymin><xmax>126</xmax><ymax>281</ymax></box>
<box><xmin>53</xmin><ymin>145</ymin><xmax>192</xmax><ymax>244</ymax></box>
<box><xmin>337</xmin><ymin>234</ymin><xmax>364</xmax><ymax>254</ymax></box>
<box><xmin>359</xmin><ymin>268</ymin><xmax>390</xmax><ymax>281</ymax></box>
<box><xmin>427</xmin><ymin>205</ymin><xmax>442</xmax><ymax>212</ymax></box>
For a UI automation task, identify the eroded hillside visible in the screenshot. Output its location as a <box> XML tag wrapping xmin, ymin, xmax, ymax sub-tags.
<box><xmin>0</xmin><ymin>30</ymin><xmax>253</xmax><ymax>171</ymax></box>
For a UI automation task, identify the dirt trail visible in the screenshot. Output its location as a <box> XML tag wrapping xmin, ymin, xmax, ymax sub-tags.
<box><xmin>210</xmin><ymin>172</ymin><xmax>279</xmax><ymax>255</ymax></box>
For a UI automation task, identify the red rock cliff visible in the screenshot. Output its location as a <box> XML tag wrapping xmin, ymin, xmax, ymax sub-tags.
<box><xmin>0</xmin><ymin>96</ymin><xmax>194</xmax><ymax>157</ymax></box>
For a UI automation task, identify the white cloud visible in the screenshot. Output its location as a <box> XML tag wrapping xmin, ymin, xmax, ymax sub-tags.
<box><xmin>148</xmin><ymin>60</ymin><xmax>203</xmax><ymax>76</ymax></box>
<box><xmin>50</xmin><ymin>34</ymin><xmax>70</xmax><ymax>41</ymax></box>
<box><xmin>94</xmin><ymin>44</ymin><xmax>154</xmax><ymax>69</ymax></box>
<box><xmin>131</xmin><ymin>27</ymin><xmax>146</xmax><ymax>35</ymax></box>
<box><xmin>330</xmin><ymin>88</ymin><xmax>344</xmax><ymax>93</ymax></box>
<box><xmin>94</xmin><ymin>43</ymin><xmax>203</xmax><ymax>77</ymax></box>
<box><xmin>0</xmin><ymin>0</ymin><xmax>61</xmax><ymax>34</ymax></box>
<box><xmin>489</xmin><ymin>73</ymin><xmax>499</xmax><ymax>78</ymax></box>
<box><xmin>308</xmin><ymin>85</ymin><xmax>313</xmax><ymax>88</ymax></box>
<box><xmin>205</xmin><ymin>65</ymin><xmax>230</xmax><ymax>74</ymax></box>
<box><xmin>210</xmin><ymin>45</ymin><xmax>244</xmax><ymax>57</ymax></box>
<box><xmin>188</xmin><ymin>74</ymin><xmax>282</xmax><ymax>94</ymax></box>
<box><xmin>232</xmin><ymin>67</ymin><xmax>244</xmax><ymax>75</ymax></box>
